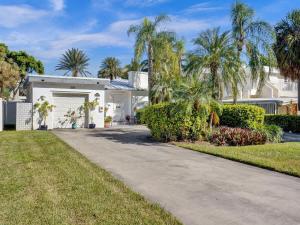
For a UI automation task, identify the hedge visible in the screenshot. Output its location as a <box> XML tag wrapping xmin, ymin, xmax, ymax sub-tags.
<box><xmin>265</xmin><ymin>115</ymin><xmax>300</xmax><ymax>133</ymax></box>
<box><xmin>135</xmin><ymin>109</ymin><xmax>146</xmax><ymax>124</ymax></box>
<box><xmin>220</xmin><ymin>104</ymin><xmax>265</xmax><ymax>129</ymax></box>
<box><xmin>143</xmin><ymin>102</ymin><xmax>209</xmax><ymax>142</ymax></box>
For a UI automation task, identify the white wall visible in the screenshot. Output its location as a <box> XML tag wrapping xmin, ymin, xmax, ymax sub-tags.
<box><xmin>31</xmin><ymin>84</ymin><xmax>105</xmax><ymax>129</ymax></box>
<box><xmin>105</xmin><ymin>90</ymin><xmax>131</xmax><ymax>122</ymax></box>
<box><xmin>128</xmin><ymin>71</ymin><xmax>148</xmax><ymax>90</ymax></box>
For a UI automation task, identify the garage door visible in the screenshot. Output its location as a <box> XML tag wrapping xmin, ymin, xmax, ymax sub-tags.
<box><xmin>52</xmin><ymin>93</ymin><xmax>88</xmax><ymax>128</ymax></box>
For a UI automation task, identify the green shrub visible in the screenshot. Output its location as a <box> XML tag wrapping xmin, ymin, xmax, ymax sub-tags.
<box><xmin>135</xmin><ymin>109</ymin><xmax>146</xmax><ymax>124</ymax></box>
<box><xmin>254</xmin><ymin>124</ymin><xmax>283</xmax><ymax>143</ymax></box>
<box><xmin>143</xmin><ymin>102</ymin><xmax>209</xmax><ymax>142</ymax></box>
<box><xmin>220</xmin><ymin>104</ymin><xmax>265</xmax><ymax>129</ymax></box>
<box><xmin>265</xmin><ymin>114</ymin><xmax>300</xmax><ymax>133</ymax></box>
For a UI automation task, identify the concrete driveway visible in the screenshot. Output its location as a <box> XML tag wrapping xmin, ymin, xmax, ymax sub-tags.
<box><xmin>53</xmin><ymin>126</ymin><xmax>300</xmax><ymax>225</ymax></box>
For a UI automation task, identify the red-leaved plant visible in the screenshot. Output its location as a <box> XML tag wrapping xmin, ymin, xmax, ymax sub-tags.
<box><xmin>210</xmin><ymin>127</ymin><xmax>267</xmax><ymax>146</ymax></box>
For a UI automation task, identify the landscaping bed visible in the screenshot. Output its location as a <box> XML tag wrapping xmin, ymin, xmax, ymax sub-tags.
<box><xmin>175</xmin><ymin>142</ymin><xmax>300</xmax><ymax>177</ymax></box>
<box><xmin>0</xmin><ymin>131</ymin><xmax>182</xmax><ymax>225</ymax></box>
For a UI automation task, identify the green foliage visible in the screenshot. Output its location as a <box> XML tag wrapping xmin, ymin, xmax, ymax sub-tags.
<box><xmin>135</xmin><ymin>108</ymin><xmax>146</xmax><ymax>124</ymax></box>
<box><xmin>143</xmin><ymin>102</ymin><xmax>209</xmax><ymax>142</ymax></box>
<box><xmin>105</xmin><ymin>116</ymin><xmax>112</xmax><ymax>123</ymax></box>
<box><xmin>84</xmin><ymin>99</ymin><xmax>99</xmax><ymax>124</ymax></box>
<box><xmin>274</xmin><ymin>10</ymin><xmax>300</xmax><ymax>80</ymax></box>
<box><xmin>98</xmin><ymin>57</ymin><xmax>122</xmax><ymax>80</ymax></box>
<box><xmin>56</xmin><ymin>48</ymin><xmax>90</xmax><ymax>77</ymax></box>
<box><xmin>265</xmin><ymin>114</ymin><xmax>300</xmax><ymax>133</ymax></box>
<box><xmin>254</xmin><ymin>124</ymin><xmax>283</xmax><ymax>143</ymax></box>
<box><xmin>231</xmin><ymin>1</ymin><xmax>275</xmax><ymax>97</ymax></box>
<box><xmin>186</xmin><ymin>27</ymin><xmax>243</xmax><ymax>101</ymax></box>
<box><xmin>7</xmin><ymin>51</ymin><xmax>44</xmax><ymax>77</ymax></box>
<box><xmin>0</xmin><ymin>60</ymin><xmax>20</xmax><ymax>99</ymax></box>
<box><xmin>220</xmin><ymin>104</ymin><xmax>265</xmax><ymax>129</ymax></box>
<box><xmin>33</xmin><ymin>96</ymin><xmax>55</xmax><ymax>126</ymax></box>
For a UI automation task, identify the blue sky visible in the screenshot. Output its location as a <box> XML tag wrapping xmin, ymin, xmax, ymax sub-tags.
<box><xmin>0</xmin><ymin>0</ymin><xmax>299</xmax><ymax>76</ymax></box>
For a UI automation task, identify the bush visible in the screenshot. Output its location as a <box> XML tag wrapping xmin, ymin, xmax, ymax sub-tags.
<box><xmin>135</xmin><ymin>109</ymin><xmax>146</xmax><ymax>124</ymax></box>
<box><xmin>254</xmin><ymin>124</ymin><xmax>283</xmax><ymax>143</ymax></box>
<box><xmin>220</xmin><ymin>104</ymin><xmax>265</xmax><ymax>129</ymax></box>
<box><xmin>209</xmin><ymin>127</ymin><xmax>267</xmax><ymax>146</ymax></box>
<box><xmin>265</xmin><ymin>114</ymin><xmax>300</xmax><ymax>133</ymax></box>
<box><xmin>143</xmin><ymin>102</ymin><xmax>209</xmax><ymax>142</ymax></box>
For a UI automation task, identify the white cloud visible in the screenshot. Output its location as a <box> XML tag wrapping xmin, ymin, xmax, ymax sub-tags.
<box><xmin>50</xmin><ymin>0</ymin><xmax>65</xmax><ymax>11</ymax></box>
<box><xmin>0</xmin><ymin>5</ymin><xmax>48</xmax><ymax>28</ymax></box>
<box><xmin>183</xmin><ymin>2</ymin><xmax>225</xmax><ymax>14</ymax></box>
<box><xmin>125</xmin><ymin>0</ymin><xmax>169</xmax><ymax>7</ymax></box>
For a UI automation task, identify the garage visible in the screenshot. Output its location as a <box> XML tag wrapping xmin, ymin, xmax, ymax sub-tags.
<box><xmin>52</xmin><ymin>93</ymin><xmax>88</xmax><ymax>128</ymax></box>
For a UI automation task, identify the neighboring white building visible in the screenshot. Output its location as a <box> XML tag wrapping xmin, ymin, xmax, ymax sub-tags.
<box><xmin>24</xmin><ymin>71</ymin><xmax>148</xmax><ymax>130</ymax></box>
<box><xmin>222</xmin><ymin>67</ymin><xmax>298</xmax><ymax>114</ymax></box>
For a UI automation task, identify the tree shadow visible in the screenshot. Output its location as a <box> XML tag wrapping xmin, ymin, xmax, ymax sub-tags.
<box><xmin>86</xmin><ymin>128</ymin><xmax>167</xmax><ymax>146</ymax></box>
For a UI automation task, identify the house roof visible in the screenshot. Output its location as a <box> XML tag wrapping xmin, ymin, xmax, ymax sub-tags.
<box><xmin>105</xmin><ymin>79</ymin><xmax>135</xmax><ymax>90</ymax></box>
<box><xmin>25</xmin><ymin>75</ymin><xmax>141</xmax><ymax>91</ymax></box>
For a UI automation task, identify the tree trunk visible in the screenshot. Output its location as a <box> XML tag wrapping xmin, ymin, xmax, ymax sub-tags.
<box><xmin>148</xmin><ymin>44</ymin><xmax>154</xmax><ymax>104</ymax></box>
<box><xmin>298</xmin><ymin>80</ymin><xmax>300</xmax><ymax>111</ymax></box>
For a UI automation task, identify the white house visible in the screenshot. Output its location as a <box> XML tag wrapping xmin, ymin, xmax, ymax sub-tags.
<box><xmin>222</xmin><ymin>67</ymin><xmax>298</xmax><ymax>114</ymax></box>
<box><xmin>24</xmin><ymin>71</ymin><xmax>148</xmax><ymax>129</ymax></box>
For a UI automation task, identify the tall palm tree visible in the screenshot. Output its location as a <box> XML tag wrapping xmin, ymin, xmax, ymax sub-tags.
<box><xmin>186</xmin><ymin>28</ymin><xmax>243</xmax><ymax>102</ymax></box>
<box><xmin>274</xmin><ymin>10</ymin><xmax>300</xmax><ymax>110</ymax></box>
<box><xmin>174</xmin><ymin>39</ymin><xmax>185</xmax><ymax>75</ymax></box>
<box><xmin>127</xmin><ymin>15</ymin><xmax>170</xmax><ymax>103</ymax></box>
<box><xmin>56</xmin><ymin>48</ymin><xmax>90</xmax><ymax>77</ymax></box>
<box><xmin>231</xmin><ymin>1</ymin><xmax>274</xmax><ymax>96</ymax></box>
<box><xmin>98</xmin><ymin>57</ymin><xmax>122</xmax><ymax>81</ymax></box>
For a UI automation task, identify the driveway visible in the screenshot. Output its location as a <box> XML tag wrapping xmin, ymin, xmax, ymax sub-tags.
<box><xmin>53</xmin><ymin>126</ymin><xmax>300</xmax><ymax>225</ymax></box>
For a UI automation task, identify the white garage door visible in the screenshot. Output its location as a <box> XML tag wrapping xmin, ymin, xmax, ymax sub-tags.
<box><xmin>53</xmin><ymin>93</ymin><xmax>88</xmax><ymax>128</ymax></box>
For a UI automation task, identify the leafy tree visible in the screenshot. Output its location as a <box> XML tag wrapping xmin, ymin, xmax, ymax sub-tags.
<box><xmin>56</xmin><ymin>48</ymin><xmax>90</xmax><ymax>77</ymax></box>
<box><xmin>98</xmin><ymin>57</ymin><xmax>122</xmax><ymax>81</ymax></box>
<box><xmin>0</xmin><ymin>43</ymin><xmax>44</xmax><ymax>97</ymax></box>
<box><xmin>231</xmin><ymin>1</ymin><xmax>275</xmax><ymax>96</ymax></box>
<box><xmin>127</xmin><ymin>15</ymin><xmax>171</xmax><ymax>103</ymax></box>
<box><xmin>186</xmin><ymin>28</ymin><xmax>243</xmax><ymax>102</ymax></box>
<box><xmin>0</xmin><ymin>60</ymin><xmax>20</xmax><ymax>99</ymax></box>
<box><xmin>274</xmin><ymin>10</ymin><xmax>300</xmax><ymax>110</ymax></box>
<box><xmin>174</xmin><ymin>39</ymin><xmax>185</xmax><ymax>75</ymax></box>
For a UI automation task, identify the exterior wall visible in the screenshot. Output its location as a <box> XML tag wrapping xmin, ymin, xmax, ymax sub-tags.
<box><xmin>0</xmin><ymin>99</ymin><xmax>2</xmax><ymax>131</ymax></box>
<box><xmin>128</xmin><ymin>71</ymin><xmax>148</xmax><ymax>90</ymax></box>
<box><xmin>223</xmin><ymin>68</ymin><xmax>298</xmax><ymax>100</ymax></box>
<box><xmin>16</xmin><ymin>103</ymin><xmax>32</xmax><ymax>130</ymax></box>
<box><xmin>105</xmin><ymin>90</ymin><xmax>131</xmax><ymax>122</ymax></box>
<box><xmin>31</xmin><ymin>83</ymin><xmax>105</xmax><ymax>129</ymax></box>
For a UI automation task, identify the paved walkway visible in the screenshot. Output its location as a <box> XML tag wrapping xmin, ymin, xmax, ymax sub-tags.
<box><xmin>53</xmin><ymin>127</ymin><xmax>300</xmax><ymax>225</ymax></box>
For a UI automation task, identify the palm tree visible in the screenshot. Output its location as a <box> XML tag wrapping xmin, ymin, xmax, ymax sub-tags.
<box><xmin>173</xmin><ymin>72</ymin><xmax>211</xmax><ymax>111</ymax></box>
<box><xmin>174</xmin><ymin>39</ymin><xmax>185</xmax><ymax>75</ymax></box>
<box><xmin>274</xmin><ymin>10</ymin><xmax>300</xmax><ymax>110</ymax></box>
<box><xmin>186</xmin><ymin>28</ymin><xmax>243</xmax><ymax>102</ymax></box>
<box><xmin>231</xmin><ymin>1</ymin><xmax>274</xmax><ymax>96</ymax></box>
<box><xmin>98</xmin><ymin>57</ymin><xmax>122</xmax><ymax>81</ymax></box>
<box><xmin>56</xmin><ymin>48</ymin><xmax>90</xmax><ymax>77</ymax></box>
<box><xmin>127</xmin><ymin>15</ymin><xmax>170</xmax><ymax>103</ymax></box>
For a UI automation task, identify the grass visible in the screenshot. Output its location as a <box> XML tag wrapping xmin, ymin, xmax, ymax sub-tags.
<box><xmin>0</xmin><ymin>131</ymin><xmax>182</xmax><ymax>225</ymax></box>
<box><xmin>175</xmin><ymin>142</ymin><xmax>300</xmax><ymax>177</ymax></box>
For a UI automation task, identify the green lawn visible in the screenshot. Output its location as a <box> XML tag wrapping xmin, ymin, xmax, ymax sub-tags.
<box><xmin>176</xmin><ymin>142</ymin><xmax>300</xmax><ymax>177</ymax></box>
<box><xmin>0</xmin><ymin>131</ymin><xmax>182</xmax><ymax>225</ymax></box>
